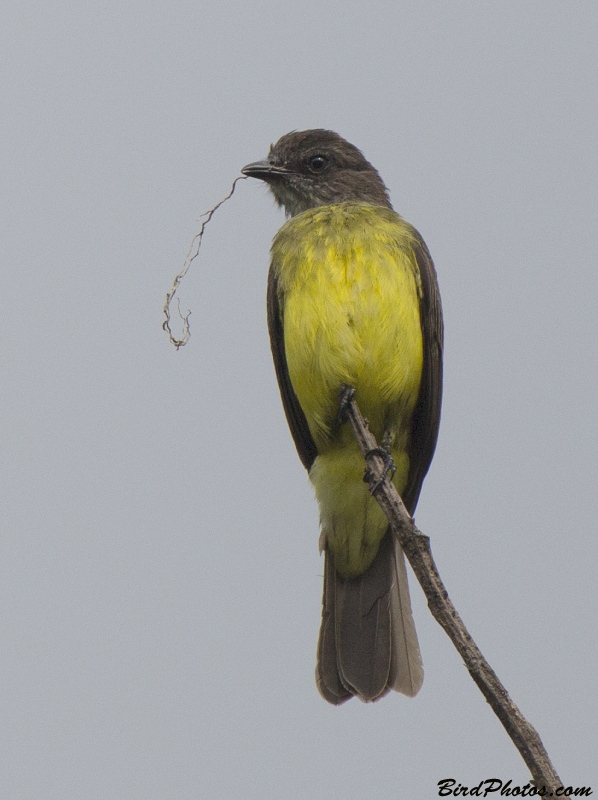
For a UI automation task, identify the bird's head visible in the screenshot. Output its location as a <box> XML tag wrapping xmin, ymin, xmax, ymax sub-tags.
<box><xmin>242</xmin><ymin>129</ymin><xmax>392</xmax><ymax>217</ymax></box>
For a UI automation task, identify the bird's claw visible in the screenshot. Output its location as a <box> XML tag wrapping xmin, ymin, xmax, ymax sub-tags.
<box><xmin>337</xmin><ymin>384</ymin><xmax>356</xmax><ymax>424</ymax></box>
<box><xmin>363</xmin><ymin>446</ymin><xmax>396</xmax><ymax>491</ymax></box>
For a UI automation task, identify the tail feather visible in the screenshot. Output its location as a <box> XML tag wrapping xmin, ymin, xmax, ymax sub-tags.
<box><xmin>315</xmin><ymin>554</ymin><xmax>352</xmax><ymax>705</ymax></box>
<box><xmin>388</xmin><ymin>535</ymin><xmax>424</xmax><ymax>697</ymax></box>
<box><xmin>316</xmin><ymin>530</ymin><xmax>423</xmax><ymax>703</ymax></box>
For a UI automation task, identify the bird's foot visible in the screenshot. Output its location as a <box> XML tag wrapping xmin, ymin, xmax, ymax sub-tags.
<box><xmin>337</xmin><ymin>384</ymin><xmax>356</xmax><ymax>424</ymax></box>
<box><xmin>363</xmin><ymin>446</ymin><xmax>396</xmax><ymax>492</ymax></box>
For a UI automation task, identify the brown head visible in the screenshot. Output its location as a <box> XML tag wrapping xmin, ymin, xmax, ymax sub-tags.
<box><xmin>242</xmin><ymin>129</ymin><xmax>392</xmax><ymax>217</ymax></box>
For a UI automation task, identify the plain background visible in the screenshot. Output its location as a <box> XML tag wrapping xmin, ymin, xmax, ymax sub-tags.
<box><xmin>2</xmin><ymin>1</ymin><xmax>597</xmax><ymax>797</ymax></box>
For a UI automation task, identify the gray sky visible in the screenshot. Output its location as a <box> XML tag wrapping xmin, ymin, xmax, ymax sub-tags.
<box><xmin>2</xmin><ymin>1</ymin><xmax>597</xmax><ymax>797</ymax></box>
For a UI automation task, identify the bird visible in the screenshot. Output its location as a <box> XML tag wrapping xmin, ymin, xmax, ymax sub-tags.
<box><xmin>242</xmin><ymin>130</ymin><xmax>443</xmax><ymax>704</ymax></box>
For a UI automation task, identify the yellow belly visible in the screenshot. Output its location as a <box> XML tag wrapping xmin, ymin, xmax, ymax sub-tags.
<box><xmin>272</xmin><ymin>203</ymin><xmax>424</xmax><ymax>576</ymax></box>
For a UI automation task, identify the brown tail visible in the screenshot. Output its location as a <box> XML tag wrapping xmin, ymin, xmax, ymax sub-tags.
<box><xmin>316</xmin><ymin>530</ymin><xmax>423</xmax><ymax>704</ymax></box>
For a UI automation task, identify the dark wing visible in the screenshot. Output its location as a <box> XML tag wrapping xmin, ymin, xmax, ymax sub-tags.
<box><xmin>401</xmin><ymin>233</ymin><xmax>444</xmax><ymax>515</ymax></box>
<box><xmin>267</xmin><ymin>264</ymin><xmax>319</xmax><ymax>471</ymax></box>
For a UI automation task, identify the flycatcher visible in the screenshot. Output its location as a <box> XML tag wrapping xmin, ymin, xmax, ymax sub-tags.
<box><xmin>242</xmin><ymin>130</ymin><xmax>443</xmax><ymax>704</ymax></box>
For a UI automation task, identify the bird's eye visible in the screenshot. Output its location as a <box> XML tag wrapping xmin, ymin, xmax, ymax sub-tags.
<box><xmin>306</xmin><ymin>154</ymin><xmax>330</xmax><ymax>174</ymax></box>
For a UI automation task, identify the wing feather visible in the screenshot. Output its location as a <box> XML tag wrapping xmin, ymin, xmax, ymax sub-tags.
<box><xmin>402</xmin><ymin>233</ymin><xmax>443</xmax><ymax>515</ymax></box>
<box><xmin>266</xmin><ymin>265</ymin><xmax>318</xmax><ymax>471</ymax></box>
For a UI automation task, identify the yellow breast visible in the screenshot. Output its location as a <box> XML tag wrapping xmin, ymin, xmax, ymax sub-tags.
<box><xmin>272</xmin><ymin>203</ymin><xmax>424</xmax><ymax>445</ymax></box>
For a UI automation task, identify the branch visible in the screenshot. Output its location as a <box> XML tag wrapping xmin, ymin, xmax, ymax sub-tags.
<box><xmin>339</xmin><ymin>385</ymin><xmax>562</xmax><ymax>791</ymax></box>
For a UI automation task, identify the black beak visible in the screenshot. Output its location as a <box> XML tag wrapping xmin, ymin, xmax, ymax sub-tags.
<box><xmin>241</xmin><ymin>160</ymin><xmax>291</xmax><ymax>180</ymax></box>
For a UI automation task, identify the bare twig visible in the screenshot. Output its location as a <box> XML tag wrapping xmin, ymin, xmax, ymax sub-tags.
<box><xmin>339</xmin><ymin>384</ymin><xmax>562</xmax><ymax>791</ymax></box>
<box><xmin>163</xmin><ymin>176</ymin><xmax>247</xmax><ymax>349</ymax></box>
